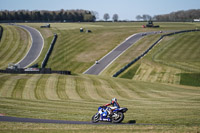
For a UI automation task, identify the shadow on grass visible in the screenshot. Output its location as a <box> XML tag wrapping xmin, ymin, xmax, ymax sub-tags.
<box><xmin>128</xmin><ymin>120</ymin><xmax>136</xmax><ymax>124</ymax></box>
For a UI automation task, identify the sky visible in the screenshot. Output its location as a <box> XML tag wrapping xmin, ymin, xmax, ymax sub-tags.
<box><xmin>0</xmin><ymin>0</ymin><xmax>200</xmax><ymax>20</ymax></box>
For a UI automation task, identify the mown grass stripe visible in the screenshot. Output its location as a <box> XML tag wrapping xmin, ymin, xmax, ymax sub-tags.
<box><xmin>127</xmin><ymin>82</ymin><xmax>154</xmax><ymax>99</ymax></box>
<box><xmin>35</xmin><ymin>75</ymin><xmax>48</xmax><ymax>100</ymax></box>
<box><xmin>65</xmin><ymin>76</ymin><xmax>82</xmax><ymax>100</ymax></box>
<box><xmin>98</xmin><ymin>78</ymin><xmax>124</xmax><ymax>100</ymax></box>
<box><xmin>0</xmin><ymin>75</ymin><xmax>18</xmax><ymax>98</ymax></box>
<box><xmin>125</xmin><ymin>82</ymin><xmax>147</xmax><ymax>99</ymax></box>
<box><xmin>0</xmin><ymin>25</ymin><xmax>14</xmax><ymax>62</ymax></box>
<box><xmin>12</xmin><ymin>27</ymin><xmax>30</xmax><ymax>63</ymax></box>
<box><xmin>105</xmin><ymin>78</ymin><xmax>130</xmax><ymax>100</ymax></box>
<box><xmin>81</xmin><ymin>76</ymin><xmax>105</xmax><ymax>101</ymax></box>
<box><xmin>1</xmin><ymin>27</ymin><xmax>20</xmax><ymax>65</ymax></box>
<box><xmin>0</xmin><ymin>74</ymin><xmax>11</xmax><ymax>89</ymax></box>
<box><xmin>75</xmin><ymin>76</ymin><xmax>93</xmax><ymax>100</ymax></box>
<box><xmin>0</xmin><ymin>25</ymin><xmax>11</xmax><ymax>56</ymax></box>
<box><xmin>49</xmin><ymin>34</ymin><xmax>86</xmax><ymax>59</ymax></box>
<box><xmin>12</xmin><ymin>76</ymin><xmax>28</xmax><ymax>99</ymax></box>
<box><xmin>0</xmin><ymin>25</ymin><xmax>30</xmax><ymax>69</ymax></box>
<box><xmin>112</xmin><ymin>79</ymin><xmax>138</xmax><ymax>100</ymax></box>
<box><xmin>88</xmin><ymin>77</ymin><xmax>110</xmax><ymax>100</ymax></box>
<box><xmin>44</xmin><ymin>74</ymin><xmax>60</xmax><ymax>100</ymax></box>
<box><xmin>56</xmin><ymin>75</ymin><xmax>69</xmax><ymax>100</ymax></box>
<box><xmin>153</xmin><ymin>32</ymin><xmax>200</xmax><ymax>73</ymax></box>
<box><xmin>22</xmin><ymin>74</ymin><xmax>41</xmax><ymax>100</ymax></box>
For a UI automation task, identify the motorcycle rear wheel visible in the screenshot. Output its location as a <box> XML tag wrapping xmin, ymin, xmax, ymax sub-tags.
<box><xmin>112</xmin><ymin>112</ymin><xmax>124</xmax><ymax>123</ymax></box>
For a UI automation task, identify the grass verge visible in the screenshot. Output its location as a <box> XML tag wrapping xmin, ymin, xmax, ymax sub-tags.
<box><xmin>180</xmin><ymin>73</ymin><xmax>200</xmax><ymax>87</ymax></box>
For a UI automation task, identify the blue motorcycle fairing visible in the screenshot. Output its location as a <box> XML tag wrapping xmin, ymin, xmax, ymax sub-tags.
<box><xmin>113</xmin><ymin>108</ymin><xmax>128</xmax><ymax>113</ymax></box>
<box><xmin>98</xmin><ymin>106</ymin><xmax>112</xmax><ymax>122</ymax></box>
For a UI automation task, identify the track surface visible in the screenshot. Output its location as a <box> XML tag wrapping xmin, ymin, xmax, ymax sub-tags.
<box><xmin>0</xmin><ymin>116</ymin><xmax>134</xmax><ymax>125</ymax></box>
<box><xmin>84</xmin><ymin>31</ymin><xmax>166</xmax><ymax>75</ymax></box>
<box><xmin>16</xmin><ymin>25</ymin><xmax>44</xmax><ymax>68</ymax></box>
<box><xmin>0</xmin><ymin>116</ymin><xmax>172</xmax><ymax>126</ymax></box>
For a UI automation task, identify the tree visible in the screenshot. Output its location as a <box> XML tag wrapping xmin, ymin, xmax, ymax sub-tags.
<box><xmin>0</xmin><ymin>9</ymin><xmax>97</xmax><ymax>22</ymax></box>
<box><xmin>112</xmin><ymin>14</ymin><xmax>119</xmax><ymax>22</ymax></box>
<box><xmin>154</xmin><ymin>9</ymin><xmax>200</xmax><ymax>22</ymax></box>
<box><xmin>142</xmin><ymin>14</ymin><xmax>152</xmax><ymax>21</ymax></box>
<box><xmin>103</xmin><ymin>13</ymin><xmax>110</xmax><ymax>21</ymax></box>
<box><xmin>91</xmin><ymin>11</ymin><xmax>99</xmax><ymax>20</ymax></box>
<box><xmin>136</xmin><ymin>15</ymin><xmax>142</xmax><ymax>21</ymax></box>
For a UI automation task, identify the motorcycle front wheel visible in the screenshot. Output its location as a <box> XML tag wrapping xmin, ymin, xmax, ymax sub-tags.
<box><xmin>91</xmin><ymin>114</ymin><xmax>100</xmax><ymax>123</ymax></box>
<box><xmin>112</xmin><ymin>112</ymin><xmax>124</xmax><ymax>123</ymax></box>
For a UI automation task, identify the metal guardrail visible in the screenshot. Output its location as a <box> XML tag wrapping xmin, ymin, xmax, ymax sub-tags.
<box><xmin>113</xmin><ymin>29</ymin><xmax>200</xmax><ymax>77</ymax></box>
<box><xmin>41</xmin><ymin>33</ymin><xmax>57</xmax><ymax>68</ymax></box>
<box><xmin>0</xmin><ymin>25</ymin><xmax>3</xmax><ymax>42</ymax></box>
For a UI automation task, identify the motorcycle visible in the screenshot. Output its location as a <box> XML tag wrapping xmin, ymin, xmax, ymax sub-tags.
<box><xmin>91</xmin><ymin>106</ymin><xmax>128</xmax><ymax>123</ymax></box>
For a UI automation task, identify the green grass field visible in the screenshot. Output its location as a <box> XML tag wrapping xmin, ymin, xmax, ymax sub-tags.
<box><xmin>0</xmin><ymin>73</ymin><xmax>200</xmax><ymax>132</ymax></box>
<box><xmin>21</xmin><ymin>22</ymin><xmax>200</xmax><ymax>73</ymax></box>
<box><xmin>0</xmin><ymin>24</ymin><xmax>31</xmax><ymax>69</ymax></box>
<box><xmin>0</xmin><ymin>22</ymin><xmax>200</xmax><ymax>132</ymax></box>
<box><xmin>116</xmin><ymin>25</ymin><xmax>200</xmax><ymax>86</ymax></box>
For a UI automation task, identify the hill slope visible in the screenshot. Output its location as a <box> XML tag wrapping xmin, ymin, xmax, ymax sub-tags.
<box><xmin>116</xmin><ymin>29</ymin><xmax>200</xmax><ymax>86</ymax></box>
<box><xmin>0</xmin><ymin>73</ymin><xmax>200</xmax><ymax>125</ymax></box>
<box><xmin>0</xmin><ymin>22</ymin><xmax>200</xmax><ymax>132</ymax></box>
<box><xmin>0</xmin><ymin>24</ymin><xmax>31</xmax><ymax>69</ymax></box>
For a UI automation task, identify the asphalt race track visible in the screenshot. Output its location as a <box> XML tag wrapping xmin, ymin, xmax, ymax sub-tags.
<box><xmin>16</xmin><ymin>25</ymin><xmax>44</xmax><ymax>68</ymax></box>
<box><xmin>84</xmin><ymin>31</ymin><xmax>165</xmax><ymax>75</ymax></box>
<box><xmin>0</xmin><ymin>116</ymin><xmax>135</xmax><ymax>125</ymax></box>
<box><xmin>0</xmin><ymin>116</ymin><xmax>172</xmax><ymax>126</ymax></box>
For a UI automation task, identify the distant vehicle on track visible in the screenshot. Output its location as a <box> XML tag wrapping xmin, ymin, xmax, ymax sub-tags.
<box><xmin>143</xmin><ymin>20</ymin><xmax>160</xmax><ymax>28</ymax></box>
<box><xmin>40</xmin><ymin>24</ymin><xmax>50</xmax><ymax>28</ymax></box>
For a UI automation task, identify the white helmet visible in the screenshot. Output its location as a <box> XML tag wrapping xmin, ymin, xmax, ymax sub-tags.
<box><xmin>111</xmin><ymin>98</ymin><xmax>117</xmax><ymax>102</ymax></box>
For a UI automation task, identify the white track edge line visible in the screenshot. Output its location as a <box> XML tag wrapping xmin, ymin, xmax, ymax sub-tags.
<box><xmin>15</xmin><ymin>25</ymin><xmax>44</xmax><ymax>68</ymax></box>
<box><xmin>83</xmin><ymin>33</ymin><xmax>137</xmax><ymax>74</ymax></box>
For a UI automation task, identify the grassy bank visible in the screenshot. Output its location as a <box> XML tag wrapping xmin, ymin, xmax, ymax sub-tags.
<box><xmin>0</xmin><ymin>24</ymin><xmax>31</xmax><ymax>69</ymax></box>
<box><xmin>0</xmin><ymin>74</ymin><xmax>200</xmax><ymax>125</ymax></box>
<box><xmin>0</xmin><ymin>22</ymin><xmax>200</xmax><ymax>132</ymax></box>
<box><xmin>21</xmin><ymin>22</ymin><xmax>199</xmax><ymax>73</ymax></box>
<box><xmin>0</xmin><ymin>122</ymin><xmax>200</xmax><ymax>133</ymax></box>
<box><xmin>117</xmin><ymin>26</ymin><xmax>200</xmax><ymax>86</ymax></box>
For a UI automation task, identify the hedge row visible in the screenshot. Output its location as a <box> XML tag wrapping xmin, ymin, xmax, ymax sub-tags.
<box><xmin>113</xmin><ymin>29</ymin><xmax>200</xmax><ymax>77</ymax></box>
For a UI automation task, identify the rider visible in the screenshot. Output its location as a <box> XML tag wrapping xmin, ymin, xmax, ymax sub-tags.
<box><xmin>103</xmin><ymin>98</ymin><xmax>120</xmax><ymax>116</ymax></box>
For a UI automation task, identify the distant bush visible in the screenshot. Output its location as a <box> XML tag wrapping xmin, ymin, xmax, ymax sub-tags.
<box><xmin>180</xmin><ymin>73</ymin><xmax>200</xmax><ymax>87</ymax></box>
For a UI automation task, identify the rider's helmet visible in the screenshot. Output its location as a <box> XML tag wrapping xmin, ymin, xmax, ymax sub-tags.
<box><xmin>111</xmin><ymin>98</ymin><xmax>117</xmax><ymax>103</ymax></box>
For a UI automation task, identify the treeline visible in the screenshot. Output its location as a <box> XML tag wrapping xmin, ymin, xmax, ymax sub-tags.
<box><xmin>154</xmin><ymin>9</ymin><xmax>200</xmax><ymax>22</ymax></box>
<box><xmin>0</xmin><ymin>9</ymin><xmax>96</xmax><ymax>22</ymax></box>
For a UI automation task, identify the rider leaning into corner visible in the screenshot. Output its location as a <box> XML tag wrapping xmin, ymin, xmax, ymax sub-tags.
<box><xmin>103</xmin><ymin>98</ymin><xmax>120</xmax><ymax>116</ymax></box>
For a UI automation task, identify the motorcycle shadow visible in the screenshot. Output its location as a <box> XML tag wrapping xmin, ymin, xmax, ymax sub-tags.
<box><xmin>128</xmin><ymin>120</ymin><xmax>136</xmax><ymax>124</ymax></box>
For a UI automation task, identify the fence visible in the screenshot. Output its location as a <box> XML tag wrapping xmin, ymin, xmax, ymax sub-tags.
<box><xmin>113</xmin><ymin>29</ymin><xmax>200</xmax><ymax>77</ymax></box>
<box><xmin>0</xmin><ymin>68</ymin><xmax>71</xmax><ymax>75</ymax></box>
<box><xmin>0</xmin><ymin>25</ymin><xmax>3</xmax><ymax>42</ymax></box>
<box><xmin>41</xmin><ymin>33</ymin><xmax>57</xmax><ymax>68</ymax></box>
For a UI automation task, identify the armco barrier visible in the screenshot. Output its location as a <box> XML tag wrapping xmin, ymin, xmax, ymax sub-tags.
<box><xmin>0</xmin><ymin>68</ymin><xmax>71</xmax><ymax>75</ymax></box>
<box><xmin>113</xmin><ymin>29</ymin><xmax>200</xmax><ymax>77</ymax></box>
<box><xmin>0</xmin><ymin>25</ymin><xmax>3</xmax><ymax>42</ymax></box>
<box><xmin>41</xmin><ymin>34</ymin><xmax>57</xmax><ymax>68</ymax></box>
